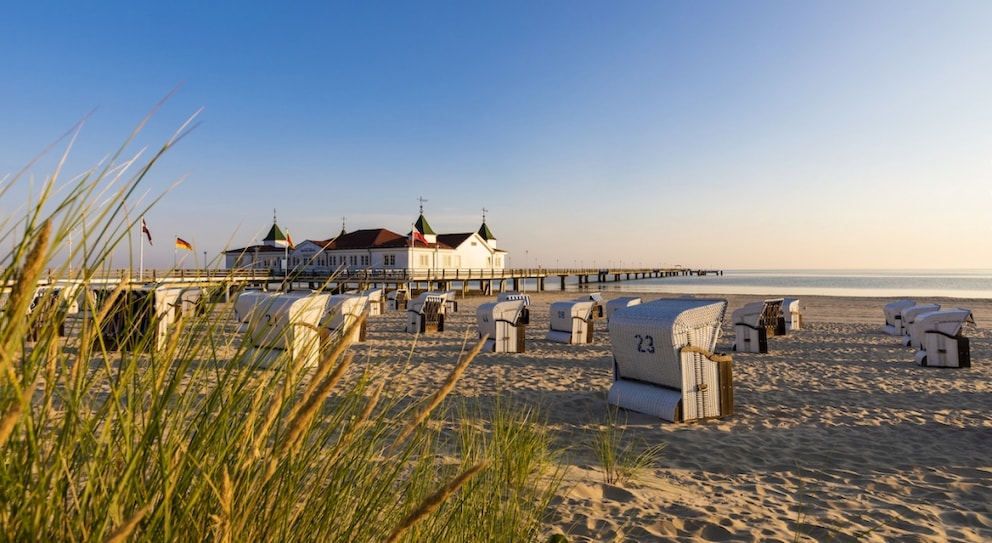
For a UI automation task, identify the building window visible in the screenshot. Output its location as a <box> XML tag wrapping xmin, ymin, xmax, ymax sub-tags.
<box><xmin>384</xmin><ymin>254</ymin><xmax>396</xmax><ymax>266</ymax></box>
<box><xmin>419</xmin><ymin>254</ymin><xmax>430</xmax><ymax>267</ymax></box>
<box><xmin>361</xmin><ymin>255</ymin><xmax>370</xmax><ymax>266</ymax></box>
<box><xmin>350</xmin><ymin>255</ymin><xmax>358</xmax><ymax>266</ymax></box>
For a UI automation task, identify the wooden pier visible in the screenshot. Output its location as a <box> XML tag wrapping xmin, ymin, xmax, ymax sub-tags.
<box><xmin>74</xmin><ymin>266</ymin><xmax>723</xmax><ymax>297</ymax></box>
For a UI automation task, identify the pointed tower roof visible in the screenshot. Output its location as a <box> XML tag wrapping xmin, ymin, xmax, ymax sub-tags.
<box><xmin>414</xmin><ymin>213</ymin><xmax>436</xmax><ymax>236</ymax></box>
<box><xmin>263</xmin><ymin>209</ymin><xmax>288</xmax><ymax>247</ymax></box>
<box><xmin>478</xmin><ymin>207</ymin><xmax>495</xmax><ymax>241</ymax></box>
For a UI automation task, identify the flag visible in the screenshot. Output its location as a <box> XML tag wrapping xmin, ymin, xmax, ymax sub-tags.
<box><xmin>412</xmin><ymin>229</ymin><xmax>428</xmax><ymax>246</ymax></box>
<box><xmin>286</xmin><ymin>230</ymin><xmax>296</xmax><ymax>251</ymax></box>
<box><xmin>141</xmin><ymin>219</ymin><xmax>153</xmax><ymax>245</ymax></box>
<box><xmin>175</xmin><ymin>237</ymin><xmax>193</xmax><ymax>251</ymax></box>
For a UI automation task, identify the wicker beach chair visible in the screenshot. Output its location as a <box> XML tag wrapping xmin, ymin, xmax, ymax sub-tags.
<box><xmin>356</xmin><ymin>288</ymin><xmax>384</xmax><ymax>316</ymax></box>
<box><xmin>913</xmin><ymin>309</ymin><xmax>975</xmax><ymax>368</ymax></box>
<box><xmin>497</xmin><ymin>292</ymin><xmax>531</xmax><ymax>324</ymax></box>
<box><xmin>387</xmin><ymin>288</ymin><xmax>408</xmax><ymax>311</ymax></box>
<box><xmin>546</xmin><ymin>299</ymin><xmax>597</xmax><ymax>344</ymax></box>
<box><xmin>321</xmin><ymin>293</ymin><xmax>369</xmax><ymax>344</ymax></box>
<box><xmin>243</xmin><ymin>292</ymin><xmax>329</xmax><ymax>369</ymax></box>
<box><xmin>587</xmin><ymin>292</ymin><xmax>605</xmax><ymax>318</ymax></box>
<box><xmin>883</xmin><ymin>300</ymin><xmax>916</xmax><ymax>336</ymax></box>
<box><xmin>476</xmin><ymin>299</ymin><xmax>528</xmax><ymax>353</ymax></box>
<box><xmin>406</xmin><ymin>292</ymin><xmax>447</xmax><ymax>333</ymax></box>
<box><xmin>605</xmin><ymin>296</ymin><xmax>642</xmax><ymax>323</ymax></box>
<box><xmin>900</xmin><ymin>303</ymin><xmax>941</xmax><ymax>348</ymax></box>
<box><xmin>607</xmin><ymin>298</ymin><xmax>732</xmax><ymax>423</ymax></box>
<box><xmin>782</xmin><ymin>297</ymin><xmax>802</xmax><ymax>332</ymax></box>
<box><xmin>731</xmin><ymin>301</ymin><xmax>768</xmax><ymax>353</ymax></box>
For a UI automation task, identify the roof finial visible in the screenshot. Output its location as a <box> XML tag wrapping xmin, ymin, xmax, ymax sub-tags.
<box><xmin>342</xmin><ymin>216</ymin><xmax>346</xmax><ymax>230</ymax></box>
<box><xmin>273</xmin><ymin>208</ymin><xmax>277</xmax><ymax>225</ymax></box>
<box><xmin>482</xmin><ymin>207</ymin><xmax>488</xmax><ymax>223</ymax></box>
<box><xmin>418</xmin><ymin>196</ymin><xmax>428</xmax><ymax>214</ymax></box>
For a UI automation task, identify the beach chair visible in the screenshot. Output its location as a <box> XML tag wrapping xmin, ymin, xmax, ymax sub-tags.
<box><xmin>234</xmin><ymin>290</ymin><xmax>278</xmax><ymax>332</ymax></box>
<box><xmin>914</xmin><ymin>309</ymin><xmax>975</xmax><ymax>368</ymax></box>
<box><xmin>476</xmin><ymin>299</ymin><xmax>528</xmax><ymax>353</ymax></box>
<box><xmin>586</xmin><ymin>292</ymin><xmax>605</xmax><ymax>318</ymax></box>
<box><xmin>321</xmin><ymin>293</ymin><xmax>369</xmax><ymax>344</ymax></box>
<box><xmin>900</xmin><ymin>303</ymin><xmax>941</xmax><ymax>348</ymax></box>
<box><xmin>759</xmin><ymin>298</ymin><xmax>786</xmax><ymax>336</ymax></box>
<box><xmin>406</xmin><ymin>292</ymin><xmax>446</xmax><ymax>333</ymax></box>
<box><xmin>93</xmin><ymin>285</ymin><xmax>186</xmax><ymax>352</ymax></box>
<box><xmin>605</xmin><ymin>296</ymin><xmax>642</xmax><ymax>323</ymax></box>
<box><xmin>497</xmin><ymin>292</ymin><xmax>531</xmax><ymax>324</ymax></box>
<box><xmin>607</xmin><ymin>298</ymin><xmax>732</xmax><ymax>423</ymax></box>
<box><xmin>883</xmin><ymin>300</ymin><xmax>916</xmax><ymax>336</ymax></box>
<box><xmin>243</xmin><ymin>292</ymin><xmax>329</xmax><ymax>369</ymax></box>
<box><xmin>731</xmin><ymin>301</ymin><xmax>768</xmax><ymax>353</ymax></box>
<box><xmin>782</xmin><ymin>297</ymin><xmax>802</xmax><ymax>332</ymax></box>
<box><xmin>442</xmin><ymin>289</ymin><xmax>459</xmax><ymax>313</ymax></box>
<box><xmin>358</xmin><ymin>288</ymin><xmax>384</xmax><ymax>316</ymax></box>
<box><xmin>546</xmin><ymin>299</ymin><xmax>597</xmax><ymax>344</ymax></box>
<box><xmin>387</xmin><ymin>289</ymin><xmax>408</xmax><ymax>311</ymax></box>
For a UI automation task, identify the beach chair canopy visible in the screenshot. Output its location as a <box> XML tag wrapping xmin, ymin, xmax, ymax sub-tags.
<box><xmin>884</xmin><ymin>300</ymin><xmax>916</xmax><ymax>327</ymax></box>
<box><xmin>916</xmin><ymin>309</ymin><xmax>975</xmax><ymax>338</ymax></box>
<box><xmin>605</xmin><ymin>296</ymin><xmax>642</xmax><ymax>322</ymax></box>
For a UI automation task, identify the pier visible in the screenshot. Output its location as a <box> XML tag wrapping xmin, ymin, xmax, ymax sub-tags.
<box><xmin>58</xmin><ymin>266</ymin><xmax>723</xmax><ymax>297</ymax></box>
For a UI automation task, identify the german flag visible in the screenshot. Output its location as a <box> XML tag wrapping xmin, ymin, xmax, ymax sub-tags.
<box><xmin>175</xmin><ymin>237</ymin><xmax>193</xmax><ymax>251</ymax></box>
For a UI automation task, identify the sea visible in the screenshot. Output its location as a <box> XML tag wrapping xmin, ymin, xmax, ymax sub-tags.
<box><xmin>536</xmin><ymin>269</ymin><xmax>992</xmax><ymax>299</ymax></box>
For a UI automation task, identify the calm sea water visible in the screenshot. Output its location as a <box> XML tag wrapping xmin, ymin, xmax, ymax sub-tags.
<box><xmin>539</xmin><ymin>269</ymin><xmax>992</xmax><ymax>299</ymax></box>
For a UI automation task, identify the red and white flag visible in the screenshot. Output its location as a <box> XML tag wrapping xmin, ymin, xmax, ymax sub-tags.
<box><xmin>141</xmin><ymin>219</ymin><xmax>153</xmax><ymax>245</ymax></box>
<box><xmin>412</xmin><ymin>229</ymin><xmax>428</xmax><ymax>245</ymax></box>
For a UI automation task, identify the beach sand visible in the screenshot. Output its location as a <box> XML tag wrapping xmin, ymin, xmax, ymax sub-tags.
<box><xmin>351</xmin><ymin>291</ymin><xmax>992</xmax><ymax>542</ymax></box>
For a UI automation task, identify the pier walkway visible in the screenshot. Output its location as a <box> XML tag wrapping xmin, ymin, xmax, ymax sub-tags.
<box><xmin>51</xmin><ymin>266</ymin><xmax>722</xmax><ymax>297</ymax></box>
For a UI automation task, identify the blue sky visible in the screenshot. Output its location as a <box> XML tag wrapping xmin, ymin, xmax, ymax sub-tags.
<box><xmin>3</xmin><ymin>1</ymin><xmax>992</xmax><ymax>270</ymax></box>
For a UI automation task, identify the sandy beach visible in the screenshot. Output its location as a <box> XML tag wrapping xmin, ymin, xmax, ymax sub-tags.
<box><xmin>348</xmin><ymin>290</ymin><xmax>992</xmax><ymax>542</ymax></box>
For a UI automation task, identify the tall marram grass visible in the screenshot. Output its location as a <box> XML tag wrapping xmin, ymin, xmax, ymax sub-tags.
<box><xmin>0</xmin><ymin>111</ymin><xmax>562</xmax><ymax>542</ymax></box>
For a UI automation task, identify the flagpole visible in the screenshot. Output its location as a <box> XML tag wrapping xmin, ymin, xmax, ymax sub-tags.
<box><xmin>139</xmin><ymin>219</ymin><xmax>144</xmax><ymax>281</ymax></box>
<box><xmin>174</xmin><ymin>236</ymin><xmax>177</xmax><ymax>269</ymax></box>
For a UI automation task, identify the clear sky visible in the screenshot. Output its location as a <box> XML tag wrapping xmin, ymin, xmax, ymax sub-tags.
<box><xmin>3</xmin><ymin>1</ymin><xmax>992</xmax><ymax>270</ymax></box>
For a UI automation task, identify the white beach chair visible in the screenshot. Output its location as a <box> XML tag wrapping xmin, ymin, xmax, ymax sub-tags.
<box><xmin>321</xmin><ymin>293</ymin><xmax>369</xmax><ymax>344</ymax></box>
<box><xmin>546</xmin><ymin>299</ymin><xmax>597</xmax><ymax>344</ymax></box>
<box><xmin>587</xmin><ymin>292</ymin><xmax>605</xmax><ymax>318</ymax></box>
<box><xmin>351</xmin><ymin>288</ymin><xmax>383</xmax><ymax>316</ymax></box>
<box><xmin>914</xmin><ymin>309</ymin><xmax>975</xmax><ymax>368</ymax></box>
<box><xmin>497</xmin><ymin>292</ymin><xmax>531</xmax><ymax>324</ymax></box>
<box><xmin>243</xmin><ymin>292</ymin><xmax>330</xmax><ymax>369</ymax></box>
<box><xmin>234</xmin><ymin>290</ymin><xmax>277</xmax><ymax>332</ymax></box>
<box><xmin>605</xmin><ymin>296</ymin><xmax>642</xmax><ymax>323</ymax></box>
<box><xmin>883</xmin><ymin>300</ymin><xmax>916</xmax><ymax>336</ymax></box>
<box><xmin>406</xmin><ymin>292</ymin><xmax>447</xmax><ymax>333</ymax></box>
<box><xmin>476</xmin><ymin>299</ymin><xmax>528</xmax><ymax>353</ymax></box>
<box><xmin>607</xmin><ymin>298</ymin><xmax>732</xmax><ymax>423</ymax></box>
<box><xmin>782</xmin><ymin>297</ymin><xmax>802</xmax><ymax>332</ymax></box>
<box><xmin>900</xmin><ymin>303</ymin><xmax>941</xmax><ymax>348</ymax></box>
<box><xmin>387</xmin><ymin>289</ymin><xmax>408</xmax><ymax>311</ymax></box>
<box><xmin>92</xmin><ymin>285</ymin><xmax>187</xmax><ymax>352</ymax></box>
<box><xmin>731</xmin><ymin>301</ymin><xmax>768</xmax><ymax>354</ymax></box>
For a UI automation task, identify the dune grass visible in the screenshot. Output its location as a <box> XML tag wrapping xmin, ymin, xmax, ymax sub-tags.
<box><xmin>0</xmin><ymin>112</ymin><xmax>563</xmax><ymax>542</ymax></box>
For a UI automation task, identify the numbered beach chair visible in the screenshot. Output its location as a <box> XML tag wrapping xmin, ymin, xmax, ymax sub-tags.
<box><xmin>883</xmin><ymin>300</ymin><xmax>916</xmax><ymax>336</ymax></box>
<box><xmin>234</xmin><ymin>290</ymin><xmax>278</xmax><ymax>332</ymax></box>
<box><xmin>243</xmin><ymin>292</ymin><xmax>330</xmax><ymax>369</ymax></box>
<box><xmin>731</xmin><ymin>302</ymin><xmax>768</xmax><ymax>353</ymax></box>
<box><xmin>476</xmin><ymin>299</ymin><xmax>528</xmax><ymax>353</ymax></box>
<box><xmin>605</xmin><ymin>296</ymin><xmax>642</xmax><ymax>323</ymax></box>
<box><xmin>406</xmin><ymin>292</ymin><xmax>447</xmax><ymax>333</ymax></box>
<box><xmin>497</xmin><ymin>292</ymin><xmax>531</xmax><ymax>324</ymax></box>
<box><xmin>607</xmin><ymin>298</ymin><xmax>732</xmax><ymax>423</ymax></box>
<box><xmin>900</xmin><ymin>303</ymin><xmax>940</xmax><ymax>348</ymax></box>
<box><xmin>546</xmin><ymin>299</ymin><xmax>597</xmax><ymax>344</ymax></box>
<box><xmin>914</xmin><ymin>309</ymin><xmax>975</xmax><ymax>368</ymax></box>
<box><xmin>782</xmin><ymin>297</ymin><xmax>802</xmax><ymax>332</ymax></box>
